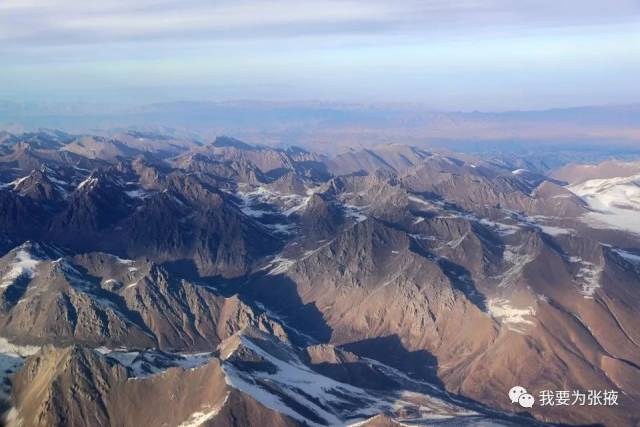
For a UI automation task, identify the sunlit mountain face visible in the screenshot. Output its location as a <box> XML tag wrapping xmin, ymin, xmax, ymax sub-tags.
<box><xmin>0</xmin><ymin>131</ymin><xmax>638</xmax><ymax>426</ymax></box>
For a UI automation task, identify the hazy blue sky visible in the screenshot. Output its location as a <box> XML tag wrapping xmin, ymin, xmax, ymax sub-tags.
<box><xmin>1</xmin><ymin>0</ymin><xmax>639</xmax><ymax>111</ymax></box>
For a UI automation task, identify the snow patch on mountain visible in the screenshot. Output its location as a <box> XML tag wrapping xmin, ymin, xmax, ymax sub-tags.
<box><xmin>408</xmin><ymin>195</ymin><xmax>432</xmax><ymax>206</ymax></box>
<box><xmin>0</xmin><ymin>247</ymin><xmax>42</xmax><ymax>288</ymax></box>
<box><xmin>343</xmin><ymin>203</ymin><xmax>368</xmax><ymax>223</ymax></box>
<box><xmin>575</xmin><ymin>261</ymin><xmax>603</xmax><ymax>298</ymax></box>
<box><xmin>97</xmin><ymin>347</ymin><xmax>215</xmax><ymax>378</ymax></box>
<box><xmin>504</xmin><ymin>211</ymin><xmax>574</xmax><ymax>237</ymax></box>
<box><xmin>235</xmin><ymin>186</ymin><xmax>302</xmax><ymax>236</ymax></box>
<box><xmin>7</xmin><ymin>175</ymin><xmax>30</xmax><ymax>188</ymax></box>
<box><xmin>487</xmin><ymin>299</ymin><xmax>536</xmax><ymax>333</ymax></box>
<box><xmin>477</xmin><ymin>218</ymin><xmax>521</xmax><ymax>236</ymax></box>
<box><xmin>496</xmin><ymin>245</ymin><xmax>536</xmax><ymax>289</ymax></box>
<box><xmin>265</xmin><ymin>256</ymin><xmax>296</xmax><ymax>275</ymax></box>
<box><xmin>237</xmin><ymin>186</ymin><xmax>309</xmax><ymax>217</ymax></box>
<box><xmin>221</xmin><ymin>333</ymin><xmax>485</xmax><ymax>427</ymax></box>
<box><xmin>124</xmin><ymin>189</ymin><xmax>149</xmax><ymax>199</ymax></box>
<box><xmin>177</xmin><ymin>393</ymin><xmax>229</xmax><ymax>427</ymax></box>
<box><xmin>113</xmin><ymin>255</ymin><xmax>135</xmax><ymax>264</ymax></box>
<box><xmin>536</xmin><ymin>224</ymin><xmax>574</xmax><ymax>236</ymax></box>
<box><xmin>569</xmin><ymin>174</ymin><xmax>640</xmax><ymax>234</ymax></box>
<box><xmin>77</xmin><ymin>176</ymin><xmax>98</xmax><ymax>190</ymax></box>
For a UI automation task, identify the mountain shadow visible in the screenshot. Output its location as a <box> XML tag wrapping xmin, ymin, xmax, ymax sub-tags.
<box><xmin>240</xmin><ymin>274</ymin><xmax>333</xmax><ymax>345</ymax></box>
<box><xmin>341</xmin><ymin>335</ymin><xmax>444</xmax><ymax>389</ymax></box>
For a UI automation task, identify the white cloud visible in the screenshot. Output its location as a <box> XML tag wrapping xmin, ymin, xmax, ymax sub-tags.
<box><xmin>0</xmin><ymin>0</ymin><xmax>638</xmax><ymax>48</ymax></box>
<box><xmin>1</xmin><ymin>0</ymin><xmax>638</xmax><ymax>108</ymax></box>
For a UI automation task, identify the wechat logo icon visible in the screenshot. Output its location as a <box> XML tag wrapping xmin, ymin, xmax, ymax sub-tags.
<box><xmin>509</xmin><ymin>386</ymin><xmax>535</xmax><ymax>408</ymax></box>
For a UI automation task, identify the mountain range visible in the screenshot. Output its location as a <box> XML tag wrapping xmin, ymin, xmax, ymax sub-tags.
<box><xmin>2</xmin><ymin>102</ymin><xmax>640</xmax><ymax>164</ymax></box>
<box><xmin>0</xmin><ymin>129</ymin><xmax>639</xmax><ymax>426</ymax></box>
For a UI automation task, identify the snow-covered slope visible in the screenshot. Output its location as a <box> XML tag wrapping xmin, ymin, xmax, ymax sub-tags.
<box><xmin>569</xmin><ymin>174</ymin><xmax>640</xmax><ymax>234</ymax></box>
<box><xmin>218</xmin><ymin>329</ymin><xmax>528</xmax><ymax>427</ymax></box>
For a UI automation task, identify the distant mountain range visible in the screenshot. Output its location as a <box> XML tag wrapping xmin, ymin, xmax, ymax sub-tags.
<box><xmin>0</xmin><ymin>129</ymin><xmax>639</xmax><ymax>426</ymax></box>
<box><xmin>2</xmin><ymin>101</ymin><xmax>640</xmax><ymax>162</ymax></box>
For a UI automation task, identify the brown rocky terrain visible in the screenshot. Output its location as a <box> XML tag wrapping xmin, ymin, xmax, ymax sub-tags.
<box><xmin>0</xmin><ymin>131</ymin><xmax>638</xmax><ymax>426</ymax></box>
